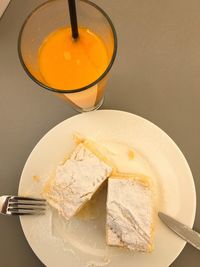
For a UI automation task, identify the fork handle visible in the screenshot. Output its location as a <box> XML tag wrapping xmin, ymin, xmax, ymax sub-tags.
<box><xmin>0</xmin><ymin>196</ymin><xmax>4</xmax><ymax>214</ymax></box>
<box><xmin>0</xmin><ymin>196</ymin><xmax>9</xmax><ymax>215</ymax></box>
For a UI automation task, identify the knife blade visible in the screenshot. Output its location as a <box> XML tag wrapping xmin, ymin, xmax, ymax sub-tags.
<box><xmin>158</xmin><ymin>212</ymin><xmax>200</xmax><ymax>251</ymax></box>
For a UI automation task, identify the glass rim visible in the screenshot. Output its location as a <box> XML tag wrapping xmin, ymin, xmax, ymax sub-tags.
<box><xmin>18</xmin><ymin>0</ymin><xmax>118</xmax><ymax>94</ymax></box>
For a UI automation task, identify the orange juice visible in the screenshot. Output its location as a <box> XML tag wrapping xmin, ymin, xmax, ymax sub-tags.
<box><xmin>38</xmin><ymin>27</ymin><xmax>109</xmax><ymax>90</ymax></box>
<box><xmin>19</xmin><ymin>0</ymin><xmax>117</xmax><ymax>112</ymax></box>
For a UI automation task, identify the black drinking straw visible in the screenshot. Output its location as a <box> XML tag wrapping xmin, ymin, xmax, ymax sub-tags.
<box><xmin>68</xmin><ymin>0</ymin><xmax>79</xmax><ymax>39</ymax></box>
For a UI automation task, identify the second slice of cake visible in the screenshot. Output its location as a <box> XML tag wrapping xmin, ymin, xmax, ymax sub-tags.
<box><xmin>44</xmin><ymin>139</ymin><xmax>114</xmax><ymax>220</ymax></box>
<box><xmin>106</xmin><ymin>173</ymin><xmax>154</xmax><ymax>252</ymax></box>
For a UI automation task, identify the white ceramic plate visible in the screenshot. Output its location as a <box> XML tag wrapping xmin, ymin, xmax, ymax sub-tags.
<box><xmin>0</xmin><ymin>0</ymin><xmax>10</xmax><ymax>17</ymax></box>
<box><xmin>19</xmin><ymin>110</ymin><xmax>196</xmax><ymax>267</ymax></box>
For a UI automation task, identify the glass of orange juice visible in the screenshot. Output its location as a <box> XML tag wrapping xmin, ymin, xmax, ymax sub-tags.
<box><xmin>18</xmin><ymin>0</ymin><xmax>117</xmax><ymax>112</ymax></box>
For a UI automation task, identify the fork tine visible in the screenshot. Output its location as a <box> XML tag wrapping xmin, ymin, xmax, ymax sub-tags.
<box><xmin>9</xmin><ymin>202</ymin><xmax>46</xmax><ymax>207</ymax></box>
<box><xmin>8</xmin><ymin>211</ymin><xmax>45</xmax><ymax>215</ymax></box>
<box><xmin>8</xmin><ymin>207</ymin><xmax>46</xmax><ymax>211</ymax></box>
<box><xmin>10</xmin><ymin>196</ymin><xmax>46</xmax><ymax>202</ymax></box>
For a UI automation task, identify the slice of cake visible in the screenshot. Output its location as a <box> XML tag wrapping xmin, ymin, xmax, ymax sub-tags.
<box><xmin>106</xmin><ymin>173</ymin><xmax>154</xmax><ymax>252</ymax></box>
<box><xmin>44</xmin><ymin>138</ymin><xmax>115</xmax><ymax>220</ymax></box>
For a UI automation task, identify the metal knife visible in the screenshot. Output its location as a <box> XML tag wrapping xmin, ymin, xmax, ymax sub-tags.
<box><xmin>158</xmin><ymin>212</ymin><xmax>200</xmax><ymax>251</ymax></box>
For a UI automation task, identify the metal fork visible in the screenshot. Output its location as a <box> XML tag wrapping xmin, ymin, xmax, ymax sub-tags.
<box><xmin>0</xmin><ymin>195</ymin><xmax>46</xmax><ymax>215</ymax></box>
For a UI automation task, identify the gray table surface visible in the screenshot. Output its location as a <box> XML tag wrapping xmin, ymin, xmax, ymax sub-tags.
<box><xmin>0</xmin><ymin>0</ymin><xmax>200</xmax><ymax>266</ymax></box>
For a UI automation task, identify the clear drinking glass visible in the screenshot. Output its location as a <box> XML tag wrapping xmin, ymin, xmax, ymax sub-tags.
<box><xmin>18</xmin><ymin>0</ymin><xmax>117</xmax><ymax>112</ymax></box>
